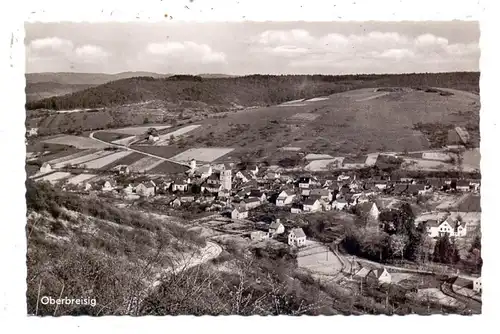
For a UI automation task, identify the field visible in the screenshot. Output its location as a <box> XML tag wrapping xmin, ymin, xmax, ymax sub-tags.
<box><xmin>170</xmin><ymin>148</ymin><xmax>235</xmax><ymax>163</ymax></box>
<box><xmin>128</xmin><ymin>145</ymin><xmax>184</xmax><ymax>159</ymax></box>
<box><xmin>305</xmin><ymin>158</ymin><xmax>345</xmax><ymax>172</ymax></box>
<box><xmin>148</xmin><ymin>161</ymin><xmax>190</xmax><ymax>175</ymax></box>
<box><xmin>462</xmin><ymin>148</ymin><xmax>480</xmax><ymax>171</ymax></box>
<box><xmin>66</xmin><ymin>173</ymin><xmax>97</xmax><ymax>185</ymax></box>
<box><xmin>111</xmin><ymin>136</ymin><xmax>137</xmax><ymax>145</ymax></box>
<box><xmin>79</xmin><ymin>150</ymin><xmax>133</xmax><ymax>169</ymax></box>
<box><xmin>128</xmin><ymin>156</ymin><xmax>164</xmax><ymax>173</ymax></box>
<box><xmin>107</xmin><ymin>125</ymin><xmax>171</xmax><ymax>135</ymax></box>
<box><xmin>46</xmin><ymin>149</ymin><xmax>96</xmax><ymax>165</ymax></box>
<box><xmin>92</xmin><ymin>131</ymin><xmax>131</xmax><ymax>143</ymax></box>
<box><xmin>35</xmin><ymin>172</ymin><xmax>72</xmax><ymax>183</ymax></box>
<box><xmin>52</xmin><ymin>150</ymin><xmax>114</xmax><ymax>169</ymax></box>
<box><xmin>297</xmin><ymin>240</ymin><xmax>343</xmax><ymax>276</ymax></box>
<box><xmin>422</xmin><ymin>152</ymin><xmax>452</xmax><ymax>161</ymax></box>
<box><xmin>304</xmin><ymin>153</ymin><xmax>333</xmax><ymax>160</ymax></box>
<box><xmin>42</xmin><ymin>135</ymin><xmax>109</xmax><ymax>149</ymax></box>
<box><xmin>289</xmin><ymin>113</ymin><xmax>320</xmax><ymax>121</ymax></box>
<box><xmin>156</xmin><ymin>125</ymin><xmax>201</xmax><ymax>145</ymax></box>
<box><xmin>175</xmin><ymin>87</ymin><xmax>478</xmax><ymax>160</ymax></box>
<box><xmin>101</xmin><ymin>152</ymin><xmax>144</xmax><ymax>170</ymax></box>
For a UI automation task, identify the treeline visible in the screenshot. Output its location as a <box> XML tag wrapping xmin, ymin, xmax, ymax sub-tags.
<box><xmin>26</xmin><ymin>72</ymin><xmax>479</xmax><ymax>111</ymax></box>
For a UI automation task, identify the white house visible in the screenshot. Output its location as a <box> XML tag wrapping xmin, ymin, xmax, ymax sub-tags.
<box><xmin>355</xmin><ymin>202</ymin><xmax>380</xmax><ymax>226</ymax></box>
<box><xmin>136</xmin><ymin>181</ymin><xmax>156</xmax><ymax>197</ymax></box>
<box><xmin>298</xmin><ymin>177</ymin><xmax>313</xmax><ymax>189</ymax></box>
<box><xmin>370</xmin><ymin>267</ymin><xmax>392</xmax><ymax>284</ymax></box>
<box><xmin>291</xmin><ymin>204</ymin><xmax>303</xmax><ymax>213</ymax></box>
<box><xmin>231</xmin><ymin>205</ymin><xmax>249</xmax><ymax>220</ymax></box>
<box><xmin>39</xmin><ymin>162</ymin><xmax>52</xmax><ymax>174</ymax></box>
<box><xmin>248</xmin><ymin>190</ymin><xmax>267</xmax><ymax>202</ymax></box>
<box><xmin>332</xmin><ymin>199</ymin><xmax>348</xmax><ymax>210</ymax></box>
<box><xmin>456</xmin><ymin>180</ymin><xmax>471</xmax><ymax>192</ymax></box>
<box><xmin>276</xmin><ymin>190</ymin><xmax>296</xmax><ymax>206</ymax></box>
<box><xmin>302</xmin><ymin>198</ymin><xmax>321</xmax><ymax>212</ymax></box>
<box><xmin>101</xmin><ymin>180</ymin><xmax>116</xmax><ymax>192</ymax></box>
<box><xmin>288</xmin><ymin>228</ymin><xmax>307</xmax><ymax>247</ymax></box>
<box><xmin>148</xmin><ymin>134</ymin><xmax>160</xmax><ymax>143</ymax></box>
<box><xmin>172</xmin><ymin>179</ymin><xmax>189</xmax><ymax>192</ymax></box>
<box><xmin>425</xmin><ymin>217</ymin><xmax>468</xmax><ymax>238</ymax></box>
<box><xmin>473</xmin><ymin>277</ymin><xmax>482</xmax><ymax>293</ymax></box>
<box><xmin>26</xmin><ymin>127</ymin><xmax>38</xmax><ymax>137</ymax></box>
<box><xmin>268</xmin><ymin>219</ymin><xmax>285</xmax><ymax>236</ymax></box>
<box><xmin>250</xmin><ymin>231</ymin><xmax>269</xmax><ymax>242</ymax></box>
<box><xmin>264</xmin><ymin>171</ymin><xmax>281</xmax><ymax>180</ymax></box>
<box><xmin>241</xmin><ymin>198</ymin><xmax>262</xmax><ymax>210</ymax></box>
<box><xmin>337</xmin><ymin>174</ymin><xmax>351</xmax><ymax>182</ymax></box>
<box><xmin>196</xmin><ymin>165</ymin><xmax>213</xmax><ymax>179</ymax></box>
<box><xmin>235</xmin><ymin>171</ymin><xmax>253</xmax><ymax>183</ymax></box>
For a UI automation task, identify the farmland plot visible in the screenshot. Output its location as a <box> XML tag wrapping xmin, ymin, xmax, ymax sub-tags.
<box><xmin>109</xmin><ymin>125</ymin><xmax>171</xmax><ymax>135</ymax></box>
<box><xmin>305</xmin><ymin>158</ymin><xmax>344</xmax><ymax>172</ymax></box>
<box><xmin>171</xmin><ymin>148</ymin><xmax>234</xmax><ymax>163</ymax></box>
<box><xmin>289</xmin><ymin>113</ymin><xmax>320</xmax><ymax>121</ymax></box>
<box><xmin>43</xmin><ymin>135</ymin><xmax>108</xmax><ymax>149</ymax></box>
<box><xmin>365</xmin><ymin>153</ymin><xmax>379</xmax><ymax>166</ymax></box>
<box><xmin>36</xmin><ymin>172</ymin><xmax>72</xmax><ymax>184</ymax></box>
<box><xmin>53</xmin><ymin>150</ymin><xmax>114</xmax><ymax>169</ymax></box>
<box><xmin>79</xmin><ymin>150</ymin><xmax>133</xmax><ymax>169</ymax></box>
<box><xmin>111</xmin><ymin>135</ymin><xmax>137</xmax><ymax>146</ymax></box>
<box><xmin>305</xmin><ymin>97</ymin><xmax>330</xmax><ymax>102</ymax></box>
<box><xmin>156</xmin><ymin>125</ymin><xmax>201</xmax><ymax>145</ymax></box>
<box><xmin>304</xmin><ymin>153</ymin><xmax>334</xmax><ymax>160</ymax></box>
<box><xmin>47</xmin><ymin>149</ymin><xmax>97</xmax><ymax>165</ymax></box>
<box><xmin>279</xmin><ymin>99</ymin><xmax>305</xmax><ymax>105</ymax></box>
<box><xmin>128</xmin><ymin>156</ymin><xmax>164</xmax><ymax>173</ymax></box>
<box><xmin>66</xmin><ymin>173</ymin><xmax>97</xmax><ymax>185</ymax></box>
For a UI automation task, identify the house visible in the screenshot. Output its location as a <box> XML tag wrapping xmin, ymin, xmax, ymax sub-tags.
<box><xmin>392</xmin><ymin>183</ymin><xmax>409</xmax><ymax>196</ymax></box>
<box><xmin>374</xmin><ymin>181</ymin><xmax>388</xmax><ymax>190</ymax></box>
<box><xmin>426</xmin><ymin>216</ymin><xmax>467</xmax><ymax>238</ymax></box>
<box><xmin>136</xmin><ymin>181</ymin><xmax>156</xmax><ymax>197</ymax></box>
<box><xmin>39</xmin><ymin>162</ymin><xmax>52</xmax><ymax>174</ymax></box>
<box><xmin>427</xmin><ymin>178</ymin><xmax>445</xmax><ymax>191</ymax></box>
<box><xmin>473</xmin><ymin>277</ymin><xmax>482</xmax><ymax>293</ymax></box>
<box><xmin>276</xmin><ymin>190</ymin><xmax>296</xmax><ymax>206</ymax></box>
<box><xmin>250</xmin><ymin>231</ymin><xmax>269</xmax><ymax>242</ymax></box>
<box><xmin>298</xmin><ymin>177</ymin><xmax>312</xmax><ymax>189</ymax></box>
<box><xmin>100</xmin><ymin>180</ymin><xmax>117</xmax><ymax>192</ymax></box>
<box><xmin>337</xmin><ymin>174</ymin><xmax>351</xmax><ymax>182</ymax></box>
<box><xmin>354</xmin><ymin>267</ymin><xmax>371</xmax><ymax>280</ymax></box>
<box><xmin>172</xmin><ymin>178</ymin><xmax>189</xmax><ymax>192</ymax></box>
<box><xmin>310</xmin><ymin>188</ymin><xmax>332</xmax><ymax>202</ymax></box>
<box><xmin>241</xmin><ymin>197</ymin><xmax>262</xmax><ymax>210</ymax></box>
<box><xmin>217</xmin><ymin>189</ymin><xmax>231</xmax><ymax>199</ymax></box>
<box><xmin>170</xmin><ymin>198</ymin><xmax>182</xmax><ymax>207</ymax></box>
<box><xmin>180</xmin><ymin>195</ymin><xmax>195</xmax><ymax>203</ymax></box>
<box><xmin>264</xmin><ymin>171</ymin><xmax>281</xmax><ymax>180</ymax></box>
<box><xmin>302</xmin><ymin>197</ymin><xmax>321</xmax><ymax>212</ymax></box>
<box><xmin>123</xmin><ymin>183</ymin><xmax>137</xmax><ymax>195</ymax></box>
<box><xmin>469</xmin><ymin>180</ymin><xmax>480</xmax><ymax>192</ymax></box>
<box><xmin>117</xmin><ymin>165</ymin><xmax>130</xmax><ymax>175</ymax></box>
<box><xmin>456</xmin><ymin>180</ymin><xmax>471</xmax><ymax>192</ymax></box>
<box><xmin>196</xmin><ymin>165</ymin><xmax>213</xmax><ymax>179</ymax></box>
<box><xmin>291</xmin><ymin>203</ymin><xmax>303</xmax><ymax>213</ymax></box>
<box><xmin>203</xmin><ymin>180</ymin><xmax>222</xmax><ymax>194</ymax></box>
<box><xmin>332</xmin><ymin>198</ymin><xmax>348</xmax><ymax>210</ymax></box>
<box><xmin>235</xmin><ymin>171</ymin><xmax>253</xmax><ymax>183</ymax></box>
<box><xmin>148</xmin><ymin>134</ymin><xmax>159</xmax><ymax>143</ymax></box>
<box><xmin>288</xmin><ymin>228</ymin><xmax>307</xmax><ymax>247</ymax></box>
<box><xmin>231</xmin><ymin>205</ymin><xmax>249</xmax><ymax>220</ymax></box>
<box><xmin>301</xmin><ymin>189</ymin><xmax>311</xmax><ymax>198</ymax></box>
<box><xmin>448</xmin><ymin>126</ymin><xmax>470</xmax><ymax>145</ymax></box>
<box><xmin>26</xmin><ymin>127</ymin><xmax>38</xmax><ymax>137</ymax></box>
<box><xmin>248</xmin><ymin>190</ymin><xmax>267</xmax><ymax>202</ymax></box>
<box><xmin>369</xmin><ymin>267</ymin><xmax>392</xmax><ymax>284</ymax></box>
<box><xmin>407</xmin><ymin>184</ymin><xmax>426</xmax><ymax>196</ymax></box>
<box><xmin>269</xmin><ymin>219</ymin><xmax>285</xmax><ymax>236</ymax></box>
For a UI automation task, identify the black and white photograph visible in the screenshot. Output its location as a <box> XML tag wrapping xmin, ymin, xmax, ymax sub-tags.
<box><xmin>6</xmin><ymin>0</ymin><xmax>490</xmax><ymax>322</ymax></box>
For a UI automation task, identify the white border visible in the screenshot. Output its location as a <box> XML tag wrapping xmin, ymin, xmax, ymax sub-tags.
<box><xmin>1</xmin><ymin>1</ymin><xmax>498</xmax><ymax>333</ymax></box>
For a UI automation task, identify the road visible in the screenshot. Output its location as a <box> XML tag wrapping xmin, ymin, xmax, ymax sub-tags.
<box><xmin>440</xmin><ymin>280</ymin><xmax>481</xmax><ymax>314</ymax></box>
<box><xmin>89</xmin><ymin>131</ymin><xmax>191</xmax><ymax>168</ymax></box>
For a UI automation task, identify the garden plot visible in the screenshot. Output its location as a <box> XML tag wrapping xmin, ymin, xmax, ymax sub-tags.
<box><xmin>48</xmin><ymin>150</ymin><xmax>96</xmax><ymax>165</ymax></box>
<box><xmin>280</xmin><ymin>146</ymin><xmax>302</xmax><ymax>151</ymax></box>
<box><xmin>171</xmin><ymin>148</ymin><xmax>234</xmax><ymax>163</ymax></box>
<box><xmin>52</xmin><ymin>150</ymin><xmax>113</xmax><ymax>169</ymax></box>
<box><xmin>365</xmin><ymin>153</ymin><xmax>379</xmax><ymax>166</ymax></box>
<box><xmin>43</xmin><ymin>135</ymin><xmax>108</xmax><ymax>149</ymax></box>
<box><xmin>305</xmin><ymin>157</ymin><xmax>345</xmax><ymax>172</ymax></box>
<box><xmin>289</xmin><ymin>113</ymin><xmax>320</xmax><ymax>121</ymax></box>
<box><xmin>79</xmin><ymin>150</ymin><xmax>133</xmax><ymax>169</ymax></box>
<box><xmin>305</xmin><ymin>153</ymin><xmax>334</xmax><ymax>160</ymax></box>
<box><xmin>156</xmin><ymin>125</ymin><xmax>201</xmax><ymax>145</ymax></box>
<box><xmin>109</xmin><ymin>125</ymin><xmax>171</xmax><ymax>135</ymax></box>
<box><xmin>66</xmin><ymin>173</ymin><xmax>97</xmax><ymax>185</ymax></box>
<box><xmin>401</xmin><ymin>158</ymin><xmax>456</xmax><ymax>172</ymax></box>
<box><xmin>297</xmin><ymin>240</ymin><xmax>343</xmax><ymax>276</ymax></box>
<box><xmin>416</xmin><ymin>288</ymin><xmax>464</xmax><ymax>308</ymax></box>
<box><xmin>305</xmin><ymin>97</ymin><xmax>330</xmax><ymax>102</ymax></box>
<box><xmin>128</xmin><ymin>156</ymin><xmax>164</xmax><ymax>173</ymax></box>
<box><xmin>36</xmin><ymin>172</ymin><xmax>72</xmax><ymax>184</ymax></box>
<box><xmin>422</xmin><ymin>152</ymin><xmax>452</xmax><ymax>162</ymax></box>
<box><xmin>111</xmin><ymin>136</ymin><xmax>137</xmax><ymax>146</ymax></box>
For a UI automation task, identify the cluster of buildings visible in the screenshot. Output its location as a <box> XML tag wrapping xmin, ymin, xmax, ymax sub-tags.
<box><xmin>249</xmin><ymin>219</ymin><xmax>307</xmax><ymax>248</ymax></box>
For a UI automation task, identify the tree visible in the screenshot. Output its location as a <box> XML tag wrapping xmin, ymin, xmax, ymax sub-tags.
<box><xmin>390</xmin><ymin>234</ymin><xmax>408</xmax><ymax>261</ymax></box>
<box><xmin>433</xmin><ymin>236</ymin><xmax>459</xmax><ymax>264</ymax></box>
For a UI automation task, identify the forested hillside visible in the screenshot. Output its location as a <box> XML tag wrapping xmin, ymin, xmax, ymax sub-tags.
<box><xmin>26</xmin><ymin>72</ymin><xmax>479</xmax><ymax>111</ymax></box>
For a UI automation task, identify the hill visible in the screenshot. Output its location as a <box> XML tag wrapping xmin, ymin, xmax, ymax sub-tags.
<box><xmin>26</xmin><ymin>72</ymin><xmax>479</xmax><ymax>111</ymax></box>
<box><xmin>26</xmin><ymin>71</ymin><xmax>172</xmax><ymax>86</ymax></box>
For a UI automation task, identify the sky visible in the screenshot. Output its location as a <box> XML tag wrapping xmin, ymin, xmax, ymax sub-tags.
<box><xmin>25</xmin><ymin>21</ymin><xmax>480</xmax><ymax>75</ymax></box>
